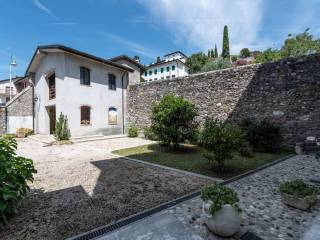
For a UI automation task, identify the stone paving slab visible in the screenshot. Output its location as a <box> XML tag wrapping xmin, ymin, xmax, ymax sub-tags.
<box><xmin>302</xmin><ymin>214</ymin><xmax>320</xmax><ymax>240</ymax></box>
<box><xmin>97</xmin><ymin>212</ymin><xmax>204</xmax><ymax>240</ymax></box>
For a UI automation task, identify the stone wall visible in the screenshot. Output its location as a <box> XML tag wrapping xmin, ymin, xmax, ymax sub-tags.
<box><xmin>0</xmin><ymin>107</ymin><xmax>6</xmax><ymax>135</ymax></box>
<box><xmin>128</xmin><ymin>54</ymin><xmax>320</xmax><ymax>146</ymax></box>
<box><xmin>6</xmin><ymin>87</ymin><xmax>33</xmax><ymax>133</ymax></box>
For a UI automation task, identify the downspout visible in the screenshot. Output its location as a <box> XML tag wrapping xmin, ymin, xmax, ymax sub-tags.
<box><xmin>121</xmin><ymin>71</ymin><xmax>127</xmax><ymax>134</ymax></box>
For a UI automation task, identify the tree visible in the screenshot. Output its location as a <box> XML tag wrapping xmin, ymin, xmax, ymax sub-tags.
<box><xmin>254</xmin><ymin>48</ymin><xmax>281</xmax><ymax>63</ymax></box>
<box><xmin>210</xmin><ymin>49</ymin><xmax>214</xmax><ymax>58</ymax></box>
<box><xmin>133</xmin><ymin>55</ymin><xmax>140</xmax><ymax>62</ymax></box>
<box><xmin>240</xmin><ymin>48</ymin><xmax>250</xmax><ymax>58</ymax></box>
<box><xmin>185</xmin><ymin>52</ymin><xmax>209</xmax><ymax>73</ymax></box>
<box><xmin>207</xmin><ymin>49</ymin><xmax>210</xmax><ymax>58</ymax></box>
<box><xmin>201</xmin><ymin>118</ymin><xmax>246</xmax><ymax>171</ymax></box>
<box><xmin>150</xmin><ymin>95</ymin><xmax>198</xmax><ymax>148</ymax></box>
<box><xmin>214</xmin><ymin>44</ymin><xmax>218</xmax><ymax>58</ymax></box>
<box><xmin>221</xmin><ymin>25</ymin><xmax>230</xmax><ymax>59</ymax></box>
<box><xmin>54</xmin><ymin>112</ymin><xmax>71</xmax><ymax>141</ymax></box>
<box><xmin>201</xmin><ymin>59</ymin><xmax>232</xmax><ymax>72</ymax></box>
<box><xmin>156</xmin><ymin>56</ymin><xmax>161</xmax><ymax>63</ymax></box>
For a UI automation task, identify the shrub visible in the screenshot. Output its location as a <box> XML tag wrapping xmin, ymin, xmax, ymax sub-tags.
<box><xmin>238</xmin><ymin>142</ymin><xmax>253</xmax><ymax>158</ymax></box>
<box><xmin>201</xmin><ymin>118</ymin><xmax>246</xmax><ymax>171</ymax></box>
<box><xmin>279</xmin><ymin>180</ymin><xmax>318</xmax><ymax>198</ymax></box>
<box><xmin>2</xmin><ymin>134</ymin><xmax>16</xmax><ymax>139</ymax></box>
<box><xmin>128</xmin><ymin>126</ymin><xmax>138</xmax><ymax>138</ymax></box>
<box><xmin>16</xmin><ymin>128</ymin><xmax>33</xmax><ymax>138</ymax></box>
<box><xmin>201</xmin><ymin>185</ymin><xmax>241</xmax><ymax>215</ymax></box>
<box><xmin>243</xmin><ymin>118</ymin><xmax>282</xmax><ymax>152</ymax></box>
<box><xmin>201</xmin><ymin>59</ymin><xmax>232</xmax><ymax>72</ymax></box>
<box><xmin>0</xmin><ymin>137</ymin><xmax>37</xmax><ymax>228</ymax></box>
<box><xmin>54</xmin><ymin>112</ymin><xmax>71</xmax><ymax>141</ymax></box>
<box><xmin>143</xmin><ymin>127</ymin><xmax>158</xmax><ymax>141</ymax></box>
<box><xmin>151</xmin><ymin>95</ymin><xmax>198</xmax><ymax>148</ymax></box>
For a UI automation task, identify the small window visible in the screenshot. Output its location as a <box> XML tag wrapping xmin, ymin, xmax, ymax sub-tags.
<box><xmin>172</xmin><ymin>75</ymin><xmax>176</xmax><ymax>79</ymax></box>
<box><xmin>81</xmin><ymin>106</ymin><xmax>91</xmax><ymax>125</ymax></box>
<box><xmin>149</xmin><ymin>71</ymin><xmax>152</xmax><ymax>75</ymax></box>
<box><xmin>154</xmin><ymin>69</ymin><xmax>157</xmax><ymax>74</ymax></box>
<box><xmin>166</xmin><ymin>76</ymin><xmax>170</xmax><ymax>79</ymax></box>
<box><xmin>166</xmin><ymin>66</ymin><xmax>170</xmax><ymax>72</ymax></box>
<box><xmin>161</xmin><ymin>68</ymin><xmax>164</xmax><ymax>73</ymax></box>
<box><xmin>108</xmin><ymin>107</ymin><xmax>117</xmax><ymax>125</ymax></box>
<box><xmin>161</xmin><ymin>77</ymin><xmax>164</xmax><ymax>79</ymax></box>
<box><xmin>108</xmin><ymin>74</ymin><xmax>116</xmax><ymax>90</ymax></box>
<box><xmin>172</xmin><ymin>65</ymin><xmax>176</xmax><ymax>71</ymax></box>
<box><xmin>144</xmin><ymin>72</ymin><xmax>147</xmax><ymax>76</ymax></box>
<box><xmin>80</xmin><ymin>67</ymin><xmax>90</xmax><ymax>85</ymax></box>
<box><xmin>154</xmin><ymin>78</ymin><xmax>157</xmax><ymax>80</ymax></box>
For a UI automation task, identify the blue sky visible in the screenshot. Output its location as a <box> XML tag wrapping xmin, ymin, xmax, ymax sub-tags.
<box><xmin>0</xmin><ymin>0</ymin><xmax>319</xmax><ymax>79</ymax></box>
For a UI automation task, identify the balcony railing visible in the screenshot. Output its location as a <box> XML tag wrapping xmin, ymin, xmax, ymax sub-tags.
<box><xmin>0</xmin><ymin>88</ymin><xmax>16</xmax><ymax>96</ymax></box>
<box><xmin>49</xmin><ymin>86</ymin><xmax>56</xmax><ymax>100</ymax></box>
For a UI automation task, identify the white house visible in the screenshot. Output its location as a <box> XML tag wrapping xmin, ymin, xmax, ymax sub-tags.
<box><xmin>25</xmin><ymin>45</ymin><xmax>144</xmax><ymax>137</ymax></box>
<box><xmin>143</xmin><ymin>51</ymin><xmax>189</xmax><ymax>82</ymax></box>
<box><xmin>0</xmin><ymin>76</ymin><xmax>29</xmax><ymax>105</ymax></box>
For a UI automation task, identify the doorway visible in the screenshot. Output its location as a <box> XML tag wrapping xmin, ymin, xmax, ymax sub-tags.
<box><xmin>47</xmin><ymin>106</ymin><xmax>56</xmax><ymax>134</ymax></box>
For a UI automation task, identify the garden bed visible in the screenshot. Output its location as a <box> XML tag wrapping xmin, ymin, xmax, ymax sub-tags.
<box><xmin>112</xmin><ymin>144</ymin><xmax>292</xmax><ymax>179</ymax></box>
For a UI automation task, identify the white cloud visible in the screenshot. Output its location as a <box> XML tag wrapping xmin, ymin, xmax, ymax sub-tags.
<box><xmin>32</xmin><ymin>0</ymin><xmax>59</xmax><ymax>20</ymax></box>
<box><xmin>98</xmin><ymin>31</ymin><xmax>157</xmax><ymax>59</ymax></box>
<box><xmin>137</xmin><ymin>0</ymin><xmax>263</xmax><ymax>54</ymax></box>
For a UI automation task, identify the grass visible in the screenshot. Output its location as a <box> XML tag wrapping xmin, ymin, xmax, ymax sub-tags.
<box><xmin>112</xmin><ymin>144</ymin><xmax>293</xmax><ymax>179</ymax></box>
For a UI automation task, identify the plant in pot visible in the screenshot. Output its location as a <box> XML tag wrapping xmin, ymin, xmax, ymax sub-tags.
<box><xmin>279</xmin><ymin>180</ymin><xmax>318</xmax><ymax>210</ymax></box>
<box><xmin>201</xmin><ymin>185</ymin><xmax>241</xmax><ymax>237</ymax></box>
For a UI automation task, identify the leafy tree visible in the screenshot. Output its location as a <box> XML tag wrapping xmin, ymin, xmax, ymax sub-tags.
<box><xmin>280</xmin><ymin>29</ymin><xmax>320</xmax><ymax>58</ymax></box>
<box><xmin>254</xmin><ymin>48</ymin><xmax>281</xmax><ymax>63</ymax></box>
<box><xmin>151</xmin><ymin>95</ymin><xmax>198</xmax><ymax>148</ymax></box>
<box><xmin>54</xmin><ymin>112</ymin><xmax>71</xmax><ymax>141</ymax></box>
<box><xmin>201</xmin><ymin>59</ymin><xmax>232</xmax><ymax>72</ymax></box>
<box><xmin>214</xmin><ymin>44</ymin><xmax>218</xmax><ymax>58</ymax></box>
<box><xmin>240</xmin><ymin>48</ymin><xmax>250</xmax><ymax>58</ymax></box>
<box><xmin>185</xmin><ymin>52</ymin><xmax>209</xmax><ymax>73</ymax></box>
<box><xmin>201</xmin><ymin>118</ymin><xmax>246</xmax><ymax>171</ymax></box>
<box><xmin>0</xmin><ymin>137</ymin><xmax>36</xmax><ymax>227</ymax></box>
<box><xmin>133</xmin><ymin>55</ymin><xmax>140</xmax><ymax>62</ymax></box>
<box><xmin>231</xmin><ymin>55</ymin><xmax>238</xmax><ymax>62</ymax></box>
<box><xmin>221</xmin><ymin>25</ymin><xmax>230</xmax><ymax>59</ymax></box>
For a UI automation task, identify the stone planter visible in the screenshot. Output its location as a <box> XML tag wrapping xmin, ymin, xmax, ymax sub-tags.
<box><xmin>203</xmin><ymin>203</ymin><xmax>241</xmax><ymax>237</ymax></box>
<box><xmin>295</xmin><ymin>143</ymin><xmax>304</xmax><ymax>155</ymax></box>
<box><xmin>280</xmin><ymin>192</ymin><xmax>317</xmax><ymax>210</ymax></box>
<box><xmin>16</xmin><ymin>132</ymin><xmax>26</xmax><ymax>138</ymax></box>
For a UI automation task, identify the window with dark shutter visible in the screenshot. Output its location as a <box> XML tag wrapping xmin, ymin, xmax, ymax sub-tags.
<box><xmin>80</xmin><ymin>67</ymin><xmax>90</xmax><ymax>85</ymax></box>
<box><xmin>80</xmin><ymin>106</ymin><xmax>91</xmax><ymax>125</ymax></box>
<box><xmin>108</xmin><ymin>74</ymin><xmax>116</xmax><ymax>90</ymax></box>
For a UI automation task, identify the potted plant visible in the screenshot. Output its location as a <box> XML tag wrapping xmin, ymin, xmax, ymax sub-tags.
<box><xmin>201</xmin><ymin>185</ymin><xmax>241</xmax><ymax>237</ymax></box>
<box><xmin>279</xmin><ymin>180</ymin><xmax>318</xmax><ymax>210</ymax></box>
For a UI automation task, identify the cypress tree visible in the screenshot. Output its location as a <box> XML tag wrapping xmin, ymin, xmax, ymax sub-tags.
<box><xmin>214</xmin><ymin>44</ymin><xmax>218</xmax><ymax>58</ymax></box>
<box><xmin>221</xmin><ymin>25</ymin><xmax>230</xmax><ymax>59</ymax></box>
<box><xmin>210</xmin><ymin>49</ymin><xmax>214</xmax><ymax>58</ymax></box>
<box><xmin>207</xmin><ymin>50</ymin><xmax>210</xmax><ymax>57</ymax></box>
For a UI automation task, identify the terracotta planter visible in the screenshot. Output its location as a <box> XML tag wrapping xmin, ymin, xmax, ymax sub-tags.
<box><xmin>280</xmin><ymin>192</ymin><xmax>317</xmax><ymax>210</ymax></box>
<box><xmin>203</xmin><ymin>203</ymin><xmax>241</xmax><ymax>237</ymax></box>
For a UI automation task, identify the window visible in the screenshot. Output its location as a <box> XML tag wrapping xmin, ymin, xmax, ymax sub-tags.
<box><xmin>149</xmin><ymin>71</ymin><xmax>152</xmax><ymax>75</ymax></box>
<box><xmin>166</xmin><ymin>66</ymin><xmax>170</xmax><ymax>72</ymax></box>
<box><xmin>108</xmin><ymin>74</ymin><xmax>116</xmax><ymax>90</ymax></box>
<box><xmin>154</xmin><ymin>78</ymin><xmax>157</xmax><ymax>80</ymax></box>
<box><xmin>172</xmin><ymin>75</ymin><xmax>176</xmax><ymax>79</ymax></box>
<box><xmin>166</xmin><ymin>76</ymin><xmax>170</xmax><ymax>79</ymax></box>
<box><xmin>161</xmin><ymin>77</ymin><xmax>164</xmax><ymax>80</ymax></box>
<box><xmin>172</xmin><ymin>65</ymin><xmax>176</xmax><ymax>71</ymax></box>
<box><xmin>144</xmin><ymin>72</ymin><xmax>147</xmax><ymax>76</ymax></box>
<box><xmin>154</xmin><ymin>69</ymin><xmax>157</xmax><ymax>74</ymax></box>
<box><xmin>108</xmin><ymin>107</ymin><xmax>117</xmax><ymax>125</ymax></box>
<box><xmin>161</xmin><ymin>68</ymin><xmax>164</xmax><ymax>73</ymax></box>
<box><xmin>80</xmin><ymin>106</ymin><xmax>91</xmax><ymax>125</ymax></box>
<box><xmin>80</xmin><ymin>67</ymin><xmax>90</xmax><ymax>85</ymax></box>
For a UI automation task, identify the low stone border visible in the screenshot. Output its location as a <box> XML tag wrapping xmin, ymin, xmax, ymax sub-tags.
<box><xmin>109</xmin><ymin>152</ymin><xmax>223</xmax><ymax>182</ymax></box>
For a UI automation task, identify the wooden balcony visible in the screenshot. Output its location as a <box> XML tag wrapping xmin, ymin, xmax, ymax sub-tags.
<box><xmin>49</xmin><ymin>86</ymin><xmax>56</xmax><ymax>100</ymax></box>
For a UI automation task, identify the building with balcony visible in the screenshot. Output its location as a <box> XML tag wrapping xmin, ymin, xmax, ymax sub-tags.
<box><xmin>143</xmin><ymin>51</ymin><xmax>189</xmax><ymax>82</ymax></box>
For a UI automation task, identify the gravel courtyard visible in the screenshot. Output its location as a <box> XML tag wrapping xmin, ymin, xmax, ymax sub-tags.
<box><xmin>0</xmin><ymin>137</ymin><xmax>213</xmax><ymax>240</ymax></box>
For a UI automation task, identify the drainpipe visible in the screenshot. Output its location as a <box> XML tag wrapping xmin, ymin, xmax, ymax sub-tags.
<box><xmin>121</xmin><ymin>71</ymin><xmax>127</xmax><ymax>135</ymax></box>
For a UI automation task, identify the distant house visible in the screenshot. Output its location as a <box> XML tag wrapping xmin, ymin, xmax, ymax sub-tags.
<box><xmin>24</xmin><ymin>44</ymin><xmax>142</xmax><ymax>137</ymax></box>
<box><xmin>0</xmin><ymin>76</ymin><xmax>29</xmax><ymax>105</ymax></box>
<box><xmin>143</xmin><ymin>51</ymin><xmax>189</xmax><ymax>82</ymax></box>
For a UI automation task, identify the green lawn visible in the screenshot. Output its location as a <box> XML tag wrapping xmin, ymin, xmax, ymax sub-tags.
<box><xmin>112</xmin><ymin>144</ymin><xmax>292</xmax><ymax>179</ymax></box>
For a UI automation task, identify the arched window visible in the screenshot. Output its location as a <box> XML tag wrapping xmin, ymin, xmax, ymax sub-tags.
<box><xmin>80</xmin><ymin>106</ymin><xmax>91</xmax><ymax>125</ymax></box>
<box><xmin>108</xmin><ymin>107</ymin><xmax>117</xmax><ymax>125</ymax></box>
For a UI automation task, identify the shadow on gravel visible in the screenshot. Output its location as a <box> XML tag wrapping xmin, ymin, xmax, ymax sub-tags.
<box><xmin>0</xmin><ymin>157</ymin><xmax>212</xmax><ymax>240</ymax></box>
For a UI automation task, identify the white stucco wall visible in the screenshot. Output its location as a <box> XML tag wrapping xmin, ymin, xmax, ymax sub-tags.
<box><xmin>7</xmin><ymin>116</ymin><xmax>33</xmax><ymax>134</ymax></box>
<box><xmin>34</xmin><ymin>52</ymin><xmax>128</xmax><ymax>137</ymax></box>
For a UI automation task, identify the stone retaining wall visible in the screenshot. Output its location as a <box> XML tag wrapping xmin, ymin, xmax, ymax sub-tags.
<box><xmin>128</xmin><ymin>54</ymin><xmax>320</xmax><ymax>146</ymax></box>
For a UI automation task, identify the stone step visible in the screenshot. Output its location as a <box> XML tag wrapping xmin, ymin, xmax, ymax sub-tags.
<box><xmin>71</xmin><ymin>134</ymin><xmax>126</xmax><ymax>143</ymax></box>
